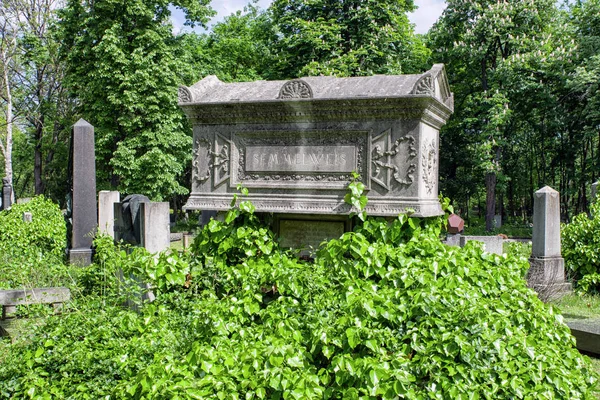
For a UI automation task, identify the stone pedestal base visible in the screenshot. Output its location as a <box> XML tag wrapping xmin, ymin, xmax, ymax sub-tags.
<box><xmin>68</xmin><ymin>248</ymin><xmax>93</xmax><ymax>266</ymax></box>
<box><xmin>528</xmin><ymin>257</ymin><xmax>565</xmax><ymax>283</ymax></box>
<box><xmin>527</xmin><ymin>257</ymin><xmax>571</xmax><ymax>300</ymax></box>
<box><xmin>528</xmin><ymin>282</ymin><xmax>572</xmax><ymax>300</ymax></box>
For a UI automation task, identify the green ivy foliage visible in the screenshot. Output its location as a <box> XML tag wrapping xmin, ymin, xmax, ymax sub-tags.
<box><xmin>562</xmin><ymin>197</ymin><xmax>600</xmax><ymax>293</ymax></box>
<box><xmin>0</xmin><ymin>201</ymin><xmax>597</xmax><ymax>398</ymax></box>
<box><xmin>0</xmin><ymin>196</ymin><xmax>73</xmax><ymax>289</ymax></box>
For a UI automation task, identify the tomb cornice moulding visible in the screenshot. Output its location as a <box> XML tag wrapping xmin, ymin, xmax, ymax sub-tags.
<box><xmin>183</xmin><ymin>193</ymin><xmax>442</xmax><ymax>217</ymax></box>
<box><xmin>180</xmin><ymin>97</ymin><xmax>452</xmax><ymax>127</ymax></box>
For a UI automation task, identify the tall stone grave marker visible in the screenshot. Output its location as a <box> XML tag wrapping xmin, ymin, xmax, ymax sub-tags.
<box><xmin>592</xmin><ymin>181</ymin><xmax>599</xmax><ymax>202</ymax></box>
<box><xmin>179</xmin><ymin>64</ymin><xmax>454</xmax><ymax>248</ymax></box>
<box><xmin>67</xmin><ymin>119</ymin><xmax>97</xmax><ymax>266</ymax></box>
<box><xmin>1</xmin><ymin>178</ymin><xmax>12</xmax><ymax>211</ymax></box>
<box><xmin>528</xmin><ymin>186</ymin><xmax>570</xmax><ymax>298</ymax></box>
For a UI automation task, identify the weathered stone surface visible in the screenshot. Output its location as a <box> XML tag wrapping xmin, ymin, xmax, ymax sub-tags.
<box><xmin>140</xmin><ymin>202</ymin><xmax>170</xmax><ymax>254</ymax></box>
<box><xmin>528</xmin><ymin>186</ymin><xmax>569</xmax><ymax>298</ymax></box>
<box><xmin>170</xmin><ymin>232</ymin><xmax>183</xmax><ymax>242</ymax></box>
<box><xmin>567</xmin><ymin>318</ymin><xmax>600</xmax><ymax>355</ymax></box>
<box><xmin>279</xmin><ymin>219</ymin><xmax>345</xmax><ymax>249</ymax></box>
<box><xmin>593</xmin><ymin>181</ymin><xmax>599</xmax><ymax>202</ymax></box>
<box><xmin>67</xmin><ymin>119</ymin><xmax>97</xmax><ymax>266</ymax></box>
<box><xmin>180</xmin><ymin>64</ymin><xmax>453</xmax><ymax>218</ymax></box>
<box><xmin>22</xmin><ymin>212</ymin><xmax>32</xmax><ymax>223</ymax></box>
<box><xmin>494</xmin><ymin>214</ymin><xmax>502</xmax><ymax>228</ymax></box>
<box><xmin>114</xmin><ymin>195</ymin><xmax>150</xmax><ymax>245</ymax></box>
<box><xmin>246</xmin><ymin>145</ymin><xmax>356</xmax><ymax>173</ymax></box>
<box><xmin>531</xmin><ymin>186</ymin><xmax>561</xmax><ymax>258</ymax></box>
<box><xmin>445</xmin><ymin>233</ymin><xmax>461</xmax><ymax>247</ymax></box>
<box><xmin>183</xmin><ymin>234</ymin><xmax>195</xmax><ymax>249</ymax></box>
<box><xmin>0</xmin><ymin>287</ymin><xmax>71</xmax><ymax>305</ymax></box>
<box><xmin>447</xmin><ymin>213</ymin><xmax>464</xmax><ymax>234</ymax></box>
<box><xmin>1</xmin><ymin>287</ymin><xmax>71</xmax><ymax>319</ymax></box>
<box><xmin>459</xmin><ymin>235</ymin><xmax>503</xmax><ymax>255</ymax></box>
<box><xmin>1</xmin><ymin>178</ymin><xmax>11</xmax><ymax>211</ymax></box>
<box><xmin>527</xmin><ymin>257</ymin><xmax>565</xmax><ymax>283</ymax></box>
<box><xmin>98</xmin><ymin>191</ymin><xmax>120</xmax><ymax>238</ymax></box>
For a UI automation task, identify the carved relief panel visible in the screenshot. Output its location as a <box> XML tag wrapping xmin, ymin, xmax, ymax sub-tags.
<box><xmin>370</xmin><ymin>128</ymin><xmax>418</xmax><ymax>194</ymax></box>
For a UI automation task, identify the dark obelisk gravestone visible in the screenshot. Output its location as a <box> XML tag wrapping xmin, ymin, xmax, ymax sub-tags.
<box><xmin>67</xmin><ymin>119</ymin><xmax>97</xmax><ymax>266</ymax></box>
<box><xmin>1</xmin><ymin>178</ymin><xmax>12</xmax><ymax>211</ymax></box>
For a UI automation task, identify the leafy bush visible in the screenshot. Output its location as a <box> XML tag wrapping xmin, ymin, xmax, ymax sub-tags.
<box><xmin>562</xmin><ymin>198</ymin><xmax>600</xmax><ymax>292</ymax></box>
<box><xmin>505</xmin><ymin>240</ymin><xmax>532</xmax><ymax>259</ymax></box>
<box><xmin>0</xmin><ymin>197</ymin><xmax>597</xmax><ymax>399</ymax></box>
<box><xmin>0</xmin><ymin>196</ymin><xmax>74</xmax><ymax>289</ymax></box>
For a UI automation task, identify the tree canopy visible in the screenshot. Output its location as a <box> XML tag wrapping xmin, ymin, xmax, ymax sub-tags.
<box><xmin>0</xmin><ymin>0</ymin><xmax>597</xmax><ymax>221</ymax></box>
<box><xmin>57</xmin><ymin>0</ymin><xmax>214</xmax><ymax>200</ymax></box>
<box><xmin>269</xmin><ymin>0</ymin><xmax>430</xmax><ymax>78</ymax></box>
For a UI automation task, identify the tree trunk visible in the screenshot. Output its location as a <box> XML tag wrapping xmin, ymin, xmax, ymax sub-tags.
<box><xmin>485</xmin><ymin>172</ymin><xmax>496</xmax><ymax>231</ymax></box>
<box><xmin>34</xmin><ymin>117</ymin><xmax>45</xmax><ymax>194</ymax></box>
<box><xmin>1</xmin><ymin>46</ymin><xmax>14</xmax><ymax>202</ymax></box>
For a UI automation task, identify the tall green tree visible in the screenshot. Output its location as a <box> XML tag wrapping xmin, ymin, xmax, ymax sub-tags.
<box><xmin>269</xmin><ymin>0</ymin><xmax>430</xmax><ymax>78</ymax></box>
<box><xmin>0</xmin><ymin>1</ymin><xmax>19</xmax><ymax>196</ymax></box>
<box><xmin>565</xmin><ymin>0</ymin><xmax>600</xmax><ymax>211</ymax></box>
<box><xmin>429</xmin><ymin>0</ymin><xmax>561</xmax><ymax>229</ymax></box>
<box><xmin>181</xmin><ymin>3</ymin><xmax>276</xmax><ymax>83</ymax></box>
<box><xmin>58</xmin><ymin>0</ymin><xmax>214</xmax><ymax>200</ymax></box>
<box><xmin>14</xmin><ymin>0</ymin><xmax>73</xmax><ymax>199</ymax></box>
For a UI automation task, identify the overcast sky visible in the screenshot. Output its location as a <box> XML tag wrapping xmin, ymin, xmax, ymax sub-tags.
<box><xmin>171</xmin><ymin>0</ymin><xmax>446</xmax><ymax>35</ymax></box>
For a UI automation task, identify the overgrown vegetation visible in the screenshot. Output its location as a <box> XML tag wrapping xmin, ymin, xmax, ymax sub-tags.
<box><xmin>0</xmin><ymin>196</ymin><xmax>76</xmax><ymax>290</ymax></box>
<box><xmin>563</xmin><ymin>196</ymin><xmax>600</xmax><ymax>294</ymax></box>
<box><xmin>0</xmin><ymin>195</ymin><xmax>597</xmax><ymax>398</ymax></box>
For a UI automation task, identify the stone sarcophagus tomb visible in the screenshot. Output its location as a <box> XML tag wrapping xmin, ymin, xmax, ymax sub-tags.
<box><xmin>179</xmin><ymin>64</ymin><xmax>453</xmax><ymax>221</ymax></box>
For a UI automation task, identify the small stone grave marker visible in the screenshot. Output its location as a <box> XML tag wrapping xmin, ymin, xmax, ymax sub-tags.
<box><xmin>22</xmin><ymin>212</ymin><xmax>32</xmax><ymax>223</ymax></box>
<box><xmin>1</xmin><ymin>178</ymin><xmax>11</xmax><ymax>211</ymax></box>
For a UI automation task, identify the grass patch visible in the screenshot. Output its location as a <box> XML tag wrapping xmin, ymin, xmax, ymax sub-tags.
<box><xmin>169</xmin><ymin>239</ymin><xmax>184</xmax><ymax>252</ymax></box>
<box><xmin>463</xmin><ymin>218</ymin><xmax>532</xmax><ymax>238</ymax></box>
<box><xmin>549</xmin><ymin>293</ymin><xmax>600</xmax><ymax>320</ymax></box>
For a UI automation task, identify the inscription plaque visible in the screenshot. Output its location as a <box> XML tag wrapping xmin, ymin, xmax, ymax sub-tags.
<box><xmin>279</xmin><ymin>219</ymin><xmax>345</xmax><ymax>249</ymax></box>
<box><xmin>180</xmin><ymin>64</ymin><xmax>454</xmax><ymax>218</ymax></box>
<box><xmin>246</xmin><ymin>146</ymin><xmax>356</xmax><ymax>173</ymax></box>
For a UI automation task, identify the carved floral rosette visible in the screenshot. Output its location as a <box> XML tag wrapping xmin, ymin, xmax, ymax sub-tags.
<box><xmin>278</xmin><ymin>80</ymin><xmax>313</xmax><ymax>99</ymax></box>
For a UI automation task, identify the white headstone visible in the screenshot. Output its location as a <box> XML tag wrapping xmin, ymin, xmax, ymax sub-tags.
<box><xmin>140</xmin><ymin>202</ymin><xmax>170</xmax><ymax>254</ymax></box>
<box><xmin>531</xmin><ymin>186</ymin><xmax>561</xmax><ymax>258</ymax></box>
<box><xmin>528</xmin><ymin>186</ymin><xmax>570</xmax><ymax>298</ymax></box>
<box><xmin>98</xmin><ymin>191</ymin><xmax>120</xmax><ymax>238</ymax></box>
<box><xmin>22</xmin><ymin>212</ymin><xmax>32</xmax><ymax>223</ymax></box>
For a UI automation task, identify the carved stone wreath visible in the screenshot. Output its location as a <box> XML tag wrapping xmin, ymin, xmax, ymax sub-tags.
<box><xmin>371</xmin><ymin>135</ymin><xmax>418</xmax><ymax>187</ymax></box>
<box><xmin>422</xmin><ymin>139</ymin><xmax>437</xmax><ymax>194</ymax></box>
<box><xmin>278</xmin><ymin>79</ymin><xmax>313</xmax><ymax>99</ymax></box>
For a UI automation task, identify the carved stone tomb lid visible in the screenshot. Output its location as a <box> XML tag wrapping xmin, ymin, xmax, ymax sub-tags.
<box><xmin>178</xmin><ymin>64</ymin><xmax>454</xmax><ymax>111</ymax></box>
